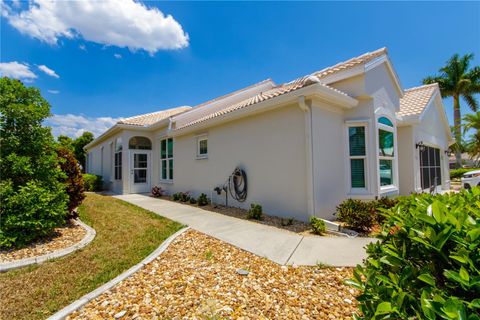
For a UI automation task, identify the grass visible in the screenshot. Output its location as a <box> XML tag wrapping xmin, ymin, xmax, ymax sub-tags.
<box><xmin>0</xmin><ymin>193</ymin><xmax>183</xmax><ymax>320</ymax></box>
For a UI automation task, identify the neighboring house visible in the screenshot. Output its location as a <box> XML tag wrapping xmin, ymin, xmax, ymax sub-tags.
<box><xmin>85</xmin><ymin>48</ymin><xmax>454</xmax><ymax>221</ymax></box>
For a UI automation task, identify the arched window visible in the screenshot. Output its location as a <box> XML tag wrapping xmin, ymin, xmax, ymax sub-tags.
<box><xmin>114</xmin><ymin>137</ymin><xmax>122</xmax><ymax>180</ymax></box>
<box><xmin>128</xmin><ymin>136</ymin><xmax>152</xmax><ymax>150</ymax></box>
<box><xmin>377</xmin><ymin>116</ymin><xmax>395</xmax><ymax>187</ymax></box>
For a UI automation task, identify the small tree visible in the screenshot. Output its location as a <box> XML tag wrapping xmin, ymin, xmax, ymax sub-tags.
<box><xmin>57</xmin><ymin>135</ymin><xmax>75</xmax><ymax>151</ymax></box>
<box><xmin>73</xmin><ymin>132</ymin><xmax>94</xmax><ymax>172</ymax></box>
<box><xmin>57</xmin><ymin>147</ymin><xmax>85</xmax><ymax>219</ymax></box>
<box><xmin>0</xmin><ymin>78</ymin><xmax>68</xmax><ymax>248</ymax></box>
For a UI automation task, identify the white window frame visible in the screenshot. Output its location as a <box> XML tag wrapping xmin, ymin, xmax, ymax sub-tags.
<box><xmin>377</xmin><ymin>116</ymin><xmax>397</xmax><ymax>192</ymax></box>
<box><xmin>160</xmin><ymin>137</ymin><xmax>174</xmax><ymax>182</ymax></box>
<box><xmin>345</xmin><ymin>120</ymin><xmax>370</xmax><ymax>195</ymax></box>
<box><xmin>196</xmin><ymin>134</ymin><xmax>208</xmax><ymax>159</ymax></box>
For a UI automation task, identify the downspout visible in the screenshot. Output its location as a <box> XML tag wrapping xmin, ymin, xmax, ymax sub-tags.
<box><xmin>298</xmin><ymin>96</ymin><xmax>315</xmax><ymax>216</ymax></box>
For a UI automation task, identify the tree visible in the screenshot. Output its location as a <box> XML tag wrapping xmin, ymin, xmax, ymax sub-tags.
<box><xmin>0</xmin><ymin>78</ymin><xmax>68</xmax><ymax>248</ymax></box>
<box><xmin>57</xmin><ymin>135</ymin><xmax>74</xmax><ymax>151</ymax></box>
<box><xmin>73</xmin><ymin>131</ymin><xmax>94</xmax><ymax>172</ymax></box>
<box><xmin>423</xmin><ymin>53</ymin><xmax>480</xmax><ymax>168</ymax></box>
<box><xmin>463</xmin><ymin>112</ymin><xmax>480</xmax><ymax>165</ymax></box>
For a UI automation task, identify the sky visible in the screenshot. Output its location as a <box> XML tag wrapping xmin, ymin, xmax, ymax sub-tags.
<box><xmin>1</xmin><ymin>1</ymin><xmax>480</xmax><ymax>138</ymax></box>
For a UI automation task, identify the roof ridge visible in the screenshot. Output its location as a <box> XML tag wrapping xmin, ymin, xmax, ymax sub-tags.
<box><xmin>312</xmin><ymin>47</ymin><xmax>388</xmax><ymax>79</ymax></box>
<box><xmin>404</xmin><ymin>83</ymin><xmax>439</xmax><ymax>92</ymax></box>
<box><xmin>121</xmin><ymin>106</ymin><xmax>191</xmax><ymax>122</ymax></box>
<box><xmin>189</xmin><ymin>78</ymin><xmax>275</xmax><ymax>110</ymax></box>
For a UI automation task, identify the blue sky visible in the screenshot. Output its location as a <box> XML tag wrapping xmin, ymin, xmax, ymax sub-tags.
<box><xmin>1</xmin><ymin>1</ymin><xmax>479</xmax><ymax>137</ymax></box>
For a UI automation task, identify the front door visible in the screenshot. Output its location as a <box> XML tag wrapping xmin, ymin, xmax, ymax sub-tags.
<box><xmin>130</xmin><ymin>151</ymin><xmax>150</xmax><ymax>193</ymax></box>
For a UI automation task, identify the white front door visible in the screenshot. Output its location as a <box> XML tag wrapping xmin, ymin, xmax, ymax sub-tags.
<box><xmin>130</xmin><ymin>151</ymin><xmax>150</xmax><ymax>193</ymax></box>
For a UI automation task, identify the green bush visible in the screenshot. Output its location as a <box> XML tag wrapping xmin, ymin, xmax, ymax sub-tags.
<box><xmin>172</xmin><ymin>191</ymin><xmax>190</xmax><ymax>202</ymax></box>
<box><xmin>172</xmin><ymin>192</ymin><xmax>180</xmax><ymax>201</ymax></box>
<box><xmin>450</xmin><ymin>168</ymin><xmax>479</xmax><ymax>180</ymax></box>
<box><xmin>151</xmin><ymin>186</ymin><xmax>165</xmax><ymax>198</ymax></box>
<box><xmin>335</xmin><ymin>199</ymin><xmax>377</xmax><ymax>231</ymax></box>
<box><xmin>310</xmin><ymin>216</ymin><xmax>326</xmax><ymax>235</ymax></box>
<box><xmin>189</xmin><ymin>197</ymin><xmax>197</xmax><ymax>204</ymax></box>
<box><xmin>348</xmin><ymin>188</ymin><xmax>480</xmax><ymax>319</ymax></box>
<box><xmin>197</xmin><ymin>193</ymin><xmax>209</xmax><ymax>206</ymax></box>
<box><xmin>247</xmin><ymin>203</ymin><xmax>263</xmax><ymax>220</ymax></box>
<box><xmin>82</xmin><ymin>174</ymin><xmax>103</xmax><ymax>191</ymax></box>
<box><xmin>0</xmin><ymin>180</ymin><xmax>68</xmax><ymax>248</ymax></box>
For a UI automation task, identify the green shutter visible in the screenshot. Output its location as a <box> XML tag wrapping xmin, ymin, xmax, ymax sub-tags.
<box><xmin>161</xmin><ymin>160</ymin><xmax>167</xmax><ymax>180</ymax></box>
<box><xmin>349</xmin><ymin>127</ymin><xmax>365</xmax><ymax>156</ymax></box>
<box><xmin>351</xmin><ymin>159</ymin><xmax>365</xmax><ymax>188</ymax></box>
<box><xmin>161</xmin><ymin>140</ymin><xmax>167</xmax><ymax>159</ymax></box>
<box><xmin>167</xmin><ymin>138</ymin><xmax>173</xmax><ymax>158</ymax></box>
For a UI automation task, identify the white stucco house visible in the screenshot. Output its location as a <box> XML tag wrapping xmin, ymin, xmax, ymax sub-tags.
<box><xmin>85</xmin><ymin>48</ymin><xmax>454</xmax><ymax>221</ymax></box>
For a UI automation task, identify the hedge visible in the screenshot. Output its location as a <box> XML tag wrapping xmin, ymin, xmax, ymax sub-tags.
<box><xmin>82</xmin><ymin>174</ymin><xmax>103</xmax><ymax>192</ymax></box>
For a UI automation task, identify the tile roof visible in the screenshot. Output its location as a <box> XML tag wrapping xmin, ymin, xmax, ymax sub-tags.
<box><xmin>118</xmin><ymin>106</ymin><xmax>192</xmax><ymax>126</ymax></box>
<box><xmin>173</xmin><ymin>76</ymin><xmax>350</xmax><ymax>131</ymax></box>
<box><xmin>312</xmin><ymin>47</ymin><xmax>388</xmax><ymax>79</ymax></box>
<box><xmin>398</xmin><ymin>83</ymin><xmax>438</xmax><ymax>117</ymax></box>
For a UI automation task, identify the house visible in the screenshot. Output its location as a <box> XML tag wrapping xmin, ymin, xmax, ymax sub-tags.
<box><xmin>85</xmin><ymin>48</ymin><xmax>454</xmax><ymax>221</ymax></box>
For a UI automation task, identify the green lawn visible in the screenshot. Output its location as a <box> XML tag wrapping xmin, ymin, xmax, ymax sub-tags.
<box><xmin>0</xmin><ymin>193</ymin><xmax>183</xmax><ymax>320</ymax></box>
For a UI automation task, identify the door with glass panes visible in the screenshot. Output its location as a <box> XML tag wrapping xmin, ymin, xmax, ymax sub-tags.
<box><xmin>419</xmin><ymin>146</ymin><xmax>442</xmax><ymax>191</ymax></box>
<box><xmin>129</xmin><ymin>151</ymin><xmax>150</xmax><ymax>193</ymax></box>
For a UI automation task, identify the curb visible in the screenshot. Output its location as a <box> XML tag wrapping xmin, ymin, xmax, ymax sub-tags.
<box><xmin>0</xmin><ymin>219</ymin><xmax>96</xmax><ymax>273</ymax></box>
<box><xmin>47</xmin><ymin>226</ymin><xmax>190</xmax><ymax>320</ymax></box>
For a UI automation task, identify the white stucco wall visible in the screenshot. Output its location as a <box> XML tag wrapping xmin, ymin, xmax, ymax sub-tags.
<box><xmin>397</xmin><ymin>126</ymin><xmax>415</xmax><ymax>195</ymax></box>
<box><xmin>160</xmin><ymin>103</ymin><xmax>309</xmax><ymax>221</ymax></box>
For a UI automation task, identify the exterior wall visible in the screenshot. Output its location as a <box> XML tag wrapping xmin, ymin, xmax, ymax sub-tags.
<box><xmin>311</xmin><ymin>102</ymin><xmax>347</xmax><ymax>219</ymax></box>
<box><xmin>412</xmin><ymin>100</ymin><xmax>451</xmax><ymax>192</ymax></box>
<box><xmin>160</xmin><ymin>104</ymin><xmax>309</xmax><ymax>221</ymax></box>
<box><xmin>397</xmin><ymin>126</ymin><xmax>415</xmax><ymax>195</ymax></box>
<box><xmin>85</xmin><ymin>134</ymin><xmax>118</xmax><ymax>192</ymax></box>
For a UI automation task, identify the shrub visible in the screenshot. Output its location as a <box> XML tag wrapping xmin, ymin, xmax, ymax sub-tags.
<box><xmin>310</xmin><ymin>216</ymin><xmax>326</xmax><ymax>235</ymax></box>
<box><xmin>374</xmin><ymin>196</ymin><xmax>399</xmax><ymax>224</ymax></box>
<box><xmin>0</xmin><ymin>180</ymin><xmax>68</xmax><ymax>248</ymax></box>
<box><xmin>172</xmin><ymin>192</ymin><xmax>180</xmax><ymax>201</ymax></box>
<box><xmin>83</xmin><ymin>174</ymin><xmax>103</xmax><ymax>191</ymax></box>
<box><xmin>335</xmin><ymin>199</ymin><xmax>376</xmax><ymax>231</ymax></box>
<box><xmin>57</xmin><ymin>147</ymin><xmax>85</xmax><ymax>220</ymax></box>
<box><xmin>172</xmin><ymin>191</ymin><xmax>190</xmax><ymax>202</ymax></box>
<box><xmin>281</xmin><ymin>217</ymin><xmax>294</xmax><ymax>226</ymax></box>
<box><xmin>450</xmin><ymin>168</ymin><xmax>479</xmax><ymax>180</ymax></box>
<box><xmin>189</xmin><ymin>197</ymin><xmax>197</xmax><ymax>204</ymax></box>
<box><xmin>197</xmin><ymin>193</ymin><xmax>209</xmax><ymax>206</ymax></box>
<box><xmin>347</xmin><ymin>188</ymin><xmax>480</xmax><ymax>319</ymax></box>
<box><xmin>151</xmin><ymin>186</ymin><xmax>165</xmax><ymax>198</ymax></box>
<box><xmin>247</xmin><ymin>203</ymin><xmax>263</xmax><ymax>220</ymax></box>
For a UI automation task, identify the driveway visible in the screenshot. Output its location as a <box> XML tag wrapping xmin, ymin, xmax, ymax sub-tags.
<box><xmin>114</xmin><ymin>194</ymin><xmax>375</xmax><ymax>266</ymax></box>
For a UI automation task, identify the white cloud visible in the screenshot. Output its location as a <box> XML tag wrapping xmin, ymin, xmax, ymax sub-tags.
<box><xmin>38</xmin><ymin>64</ymin><xmax>59</xmax><ymax>78</ymax></box>
<box><xmin>113</xmin><ymin>53</ymin><xmax>122</xmax><ymax>59</ymax></box>
<box><xmin>45</xmin><ymin>114</ymin><xmax>122</xmax><ymax>138</ymax></box>
<box><xmin>47</xmin><ymin>89</ymin><xmax>59</xmax><ymax>94</ymax></box>
<box><xmin>0</xmin><ymin>61</ymin><xmax>37</xmax><ymax>81</ymax></box>
<box><xmin>79</xmin><ymin>44</ymin><xmax>86</xmax><ymax>51</ymax></box>
<box><xmin>2</xmin><ymin>0</ymin><xmax>189</xmax><ymax>54</ymax></box>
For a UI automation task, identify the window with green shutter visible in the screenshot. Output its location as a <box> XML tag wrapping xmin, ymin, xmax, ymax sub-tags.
<box><xmin>160</xmin><ymin>138</ymin><xmax>173</xmax><ymax>181</ymax></box>
<box><xmin>349</xmin><ymin>126</ymin><xmax>366</xmax><ymax>189</ymax></box>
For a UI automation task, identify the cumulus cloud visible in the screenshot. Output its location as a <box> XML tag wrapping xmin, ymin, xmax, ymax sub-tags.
<box><xmin>45</xmin><ymin>114</ymin><xmax>122</xmax><ymax>138</ymax></box>
<box><xmin>2</xmin><ymin>0</ymin><xmax>189</xmax><ymax>54</ymax></box>
<box><xmin>38</xmin><ymin>64</ymin><xmax>59</xmax><ymax>78</ymax></box>
<box><xmin>113</xmin><ymin>53</ymin><xmax>122</xmax><ymax>59</ymax></box>
<box><xmin>0</xmin><ymin>61</ymin><xmax>37</xmax><ymax>81</ymax></box>
<box><xmin>47</xmin><ymin>89</ymin><xmax>60</xmax><ymax>94</ymax></box>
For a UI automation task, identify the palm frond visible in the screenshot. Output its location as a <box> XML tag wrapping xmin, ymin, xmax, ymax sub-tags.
<box><xmin>463</xmin><ymin>93</ymin><xmax>479</xmax><ymax>112</ymax></box>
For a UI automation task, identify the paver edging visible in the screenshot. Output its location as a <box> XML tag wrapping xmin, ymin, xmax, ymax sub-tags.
<box><xmin>0</xmin><ymin>218</ymin><xmax>97</xmax><ymax>272</ymax></box>
<box><xmin>47</xmin><ymin>226</ymin><xmax>190</xmax><ymax>320</ymax></box>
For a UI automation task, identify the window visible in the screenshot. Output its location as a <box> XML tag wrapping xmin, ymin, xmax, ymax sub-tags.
<box><xmin>114</xmin><ymin>138</ymin><xmax>122</xmax><ymax>180</ymax></box>
<box><xmin>129</xmin><ymin>136</ymin><xmax>152</xmax><ymax>150</ymax></box>
<box><xmin>348</xmin><ymin>126</ymin><xmax>366</xmax><ymax>189</ymax></box>
<box><xmin>197</xmin><ymin>136</ymin><xmax>208</xmax><ymax>159</ymax></box>
<box><xmin>160</xmin><ymin>138</ymin><xmax>173</xmax><ymax>180</ymax></box>
<box><xmin>420</xmin><ymin>145</ymin><xmax>442</xmax><ymax>190</ymax></box>
<box><xmin>378</xmin><ymin>117</ymin><xmax>395</xmax><ymax>187</ymax></box>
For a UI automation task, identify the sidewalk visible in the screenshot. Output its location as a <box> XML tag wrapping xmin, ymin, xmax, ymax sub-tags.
<box><xmin>114</xmin><ymin>194</ymin><xmax>375</xmax><ymax>267</ymax></box>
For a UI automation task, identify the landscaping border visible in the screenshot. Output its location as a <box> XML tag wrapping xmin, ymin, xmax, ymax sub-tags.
<box><xmin>0</xmin><ymin>219</ymin><xmax>96</xmax><ymax>273</ymax></box>
<box><xmin>47</xmin><ymin>226</ymin><xmax>190</xmax><ymax>320</ymax></box>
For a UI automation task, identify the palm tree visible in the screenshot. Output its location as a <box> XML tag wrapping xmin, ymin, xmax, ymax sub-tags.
<box><xmin>423</xmin><ymin>53</ymin><xmax>480</xmax><ymax>168</ymax></box>
<box><xmin>464</xmin><ymin>112</ymin><xmax>480</xmax><ymax>165</ymax></box>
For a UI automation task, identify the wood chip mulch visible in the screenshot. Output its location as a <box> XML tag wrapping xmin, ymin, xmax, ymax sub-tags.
<box><xmin>68</xmin><ymin>230</ymin><xmax>359</xmax><ymax>320</ymax></box>
<box><xmin>0</xmin><ymin>221</ymin><xmax>87</xmax><ymax>263</ymax></box>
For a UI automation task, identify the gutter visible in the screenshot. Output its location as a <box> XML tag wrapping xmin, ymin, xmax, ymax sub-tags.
<box><xmin>298</xmin><ymin>96</ymin><xmax>315</xmax><ymax>216</ymax></box>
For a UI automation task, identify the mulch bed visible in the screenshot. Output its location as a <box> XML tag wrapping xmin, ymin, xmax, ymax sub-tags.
<box><xmin>161</xmin><ymin>196</ymin><xmax>312</xmax><ymax>233</ymax></box>
<box><xmin>0</xmin><ymin>221</ymin><xmax>86</xmax><ymax>263</ymax></box>
<box><xmin>68</xmin><ymin>229</ymin><xmax>359</xmax><ymax>319</ymax></box>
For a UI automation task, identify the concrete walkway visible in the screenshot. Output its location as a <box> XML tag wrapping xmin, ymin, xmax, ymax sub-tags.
<box><xmin>114</xmin><ymin>194</ymin><xmax>375</xmax><ymax>267</ymax></box>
